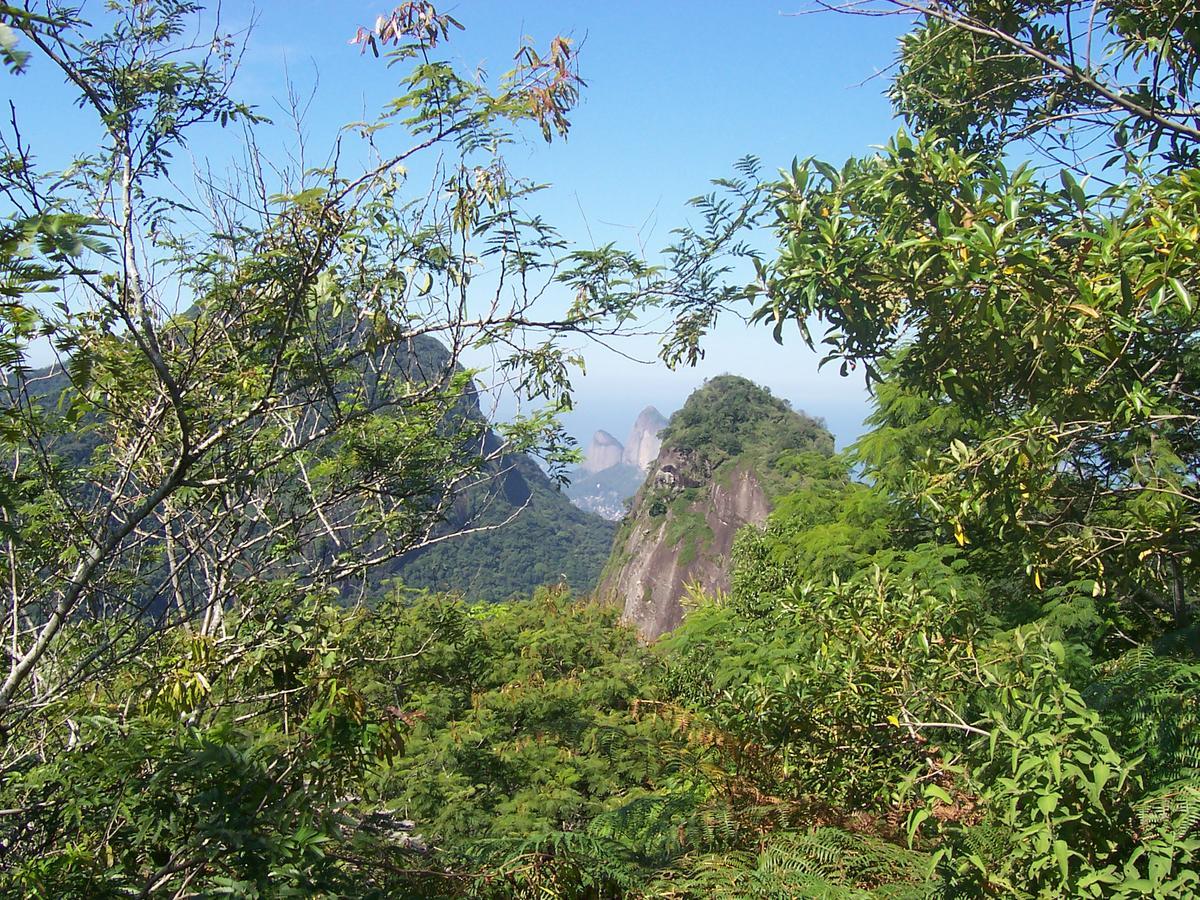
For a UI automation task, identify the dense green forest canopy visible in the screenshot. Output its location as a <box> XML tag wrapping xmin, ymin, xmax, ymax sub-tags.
<box><xmin>2</xmin><ymin>0</ymin><xmax>1199</xmax><ymax>897</ymax></box>
<box><xmin>657</xmin><ymin>375</ymin><xmax>833</xmax><ymax>469</ymax></box>
<box><xmin>391</xmin><ymin>452</ymin><xmax>617</xmax><ymax>602</ymax></box>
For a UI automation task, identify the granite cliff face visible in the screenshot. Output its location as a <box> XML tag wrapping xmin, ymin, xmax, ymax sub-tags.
<box><xmin>580</xmin><ymin>430</ymin><xmax>625</xmax><ymax>474</ymax></box>
<box><xmin>597</xmin><ymin>376</ymin><xmax>834</xmax><ymax>639</ymax></box>
<box><xmin>622</xmin><ymin>407</ymin><xmax>668</xmax><ymax>470</ymax></box>
<box><xmin>601</xmin><ymin>452</ymin><xmax>771</xmax><ymax>638</ymax></box>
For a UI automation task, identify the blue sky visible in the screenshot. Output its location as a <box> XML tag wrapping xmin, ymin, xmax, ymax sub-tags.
<box><xmin>10</xmin><ymin>1</ymin><xmax>912</xmax><ymax>448</ymax></box>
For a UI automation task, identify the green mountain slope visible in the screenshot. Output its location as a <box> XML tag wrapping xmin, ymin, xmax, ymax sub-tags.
<box><xmin>18</xmin><ymin>334</ymin><xmax>614</xmax><ymax>605</ymax></box>
<box><xmin>393</xmin><ymin>451</ymin><xmax>616</xmax><ymax>601</ymax></box>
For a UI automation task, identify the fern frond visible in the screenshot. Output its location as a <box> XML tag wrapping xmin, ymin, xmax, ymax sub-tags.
<box><xmin>646</xmin><ymin>826</ymin><xmax>936</xmax><ymax>899</ymax></box>
<box><xmin>1087</xmin><ymin>646</ymin><xmax>1200</xmax><ymax>788</ymax></box>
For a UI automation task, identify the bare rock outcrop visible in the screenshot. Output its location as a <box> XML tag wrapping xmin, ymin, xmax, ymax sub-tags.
<box><xmin>580</xmin><ymin>429</ymin><xmax>624</xmax><ymax>474</ymax></box>
<box><xmin>622</xmin><ymin>406</ymin><xmax>668</xmax><ymax>471</ymax></box>
<box><xmin>600</xmin><ymin>457</ymin><xmax>770</xmax><ymax>639</ymax></box>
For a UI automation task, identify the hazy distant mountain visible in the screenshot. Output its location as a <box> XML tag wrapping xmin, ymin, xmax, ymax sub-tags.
<box><xmin>565</xmin><ymin>407</ymin><xmax>670</xmax><ymax>520</ymax></box>
<box><xmin>580</xmin><ymin>429</ymin><xmax>624</xmax><ymax>474</ymax></box>
<box><xmin>622</xmin><ymin>406</ymin><xmax>667</xmax><ymax>470</ymax></box>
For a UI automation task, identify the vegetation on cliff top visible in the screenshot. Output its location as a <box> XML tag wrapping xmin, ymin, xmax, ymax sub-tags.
<box><xmin>620</xmin><ymin>375</ymin><xmax>835</xmax><ymax>565</ymax></box>
<box><xmin>658</xmin><ymin>375</ymin><xmax>833</xmax><ymax>473</ymax></box>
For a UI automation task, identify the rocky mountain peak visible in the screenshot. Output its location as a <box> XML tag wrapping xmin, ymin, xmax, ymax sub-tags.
<box><xmin>598</xmin><ymin>377</ymin><xmax>834</xmax><ymax>639</ymax></box>
<box><xmin>622</xmin><ymin>406</ymin><xmax>668</xmax><ymax>471</ymax></box>
<box><xmin>580</xmin><ymin>429</ymin><xmax>624</xmax><ymax>474</ymax></box>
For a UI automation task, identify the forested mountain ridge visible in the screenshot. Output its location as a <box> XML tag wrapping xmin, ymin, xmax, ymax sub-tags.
<box><xmin>393</xmin><ymin>450</ymin><xmax>616</xmax><ymax>600</ymax></box>
<box><xmin>600</xmin><ymin>376</ymin><xmax>834</xmax><ymax>638</ymax></box>
<box><xmin>17</xmin><ymin>333</ymin><xmax>616</xmax><ymax>604</ymax></box>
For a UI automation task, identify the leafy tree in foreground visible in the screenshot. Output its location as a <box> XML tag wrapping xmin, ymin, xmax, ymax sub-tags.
<box><xmin>879</xmin><ymin>0</ymin><xmax>1200</xmax><ymax>170</ymax></box>
<box><xmin>0</xmin><ymin>0</ymin><xmax>628</xmax><ymax>723</ymax></box>
<box><xmin>0</xmin><ymin>4</ymin><xmax>671</xmax><ymax>893</ymax></box>
<box><xmin>764</xmin><ymin>134</ymin><xmax>1199</xmax><ymax>635</ymax></box>
<box><xmin>633</xmin><ymin>0</ymin><xmax>1200</xmax><ymax>895</ymax></box>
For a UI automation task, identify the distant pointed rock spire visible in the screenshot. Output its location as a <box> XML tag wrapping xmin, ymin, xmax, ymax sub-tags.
<box><xmin>580</xmin><ymin>429</ymin><xmax>624</xmax><ymax>473</ymax></box>
<box><xmin>622</xmin><ymin>406</ymin><xmax>668</xmax><ymax>471</ymax></box>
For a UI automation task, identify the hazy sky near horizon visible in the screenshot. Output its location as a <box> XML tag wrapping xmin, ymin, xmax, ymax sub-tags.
<box><xmin>9</xmin><ymin>1</ymin><xmax>912</xmax><ymax>449</ymax></box>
